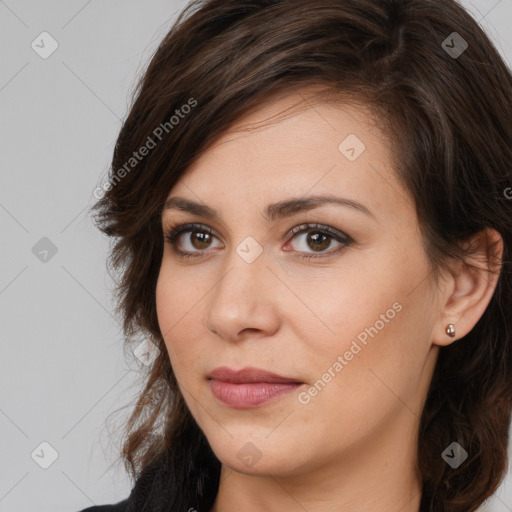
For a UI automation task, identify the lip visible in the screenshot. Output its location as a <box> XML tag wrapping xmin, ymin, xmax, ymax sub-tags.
<box><xmin>207</xmin><ymin>366</ymin><xmax>303</xmax><ymax>408</ymax></box>
<box><xmin>208</xmin><ymin>366</ymin><xmax>301</xmax><ymax>384</ymax></box>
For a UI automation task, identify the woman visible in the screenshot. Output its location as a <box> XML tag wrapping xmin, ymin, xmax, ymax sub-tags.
<box><xmin>80</xmin><ymin>0</ymin><xmax>512</xmax><ymax>510</ymax></box>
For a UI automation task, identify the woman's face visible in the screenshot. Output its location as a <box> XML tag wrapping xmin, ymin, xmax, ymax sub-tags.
<box><xmin>156</xmin><ymin>91</ymin><xmax>442</xmax><ymax>481</ymax></box>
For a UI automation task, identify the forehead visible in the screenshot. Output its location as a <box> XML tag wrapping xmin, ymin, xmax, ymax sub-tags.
<box><xmin>164</xmin><ymin>91</ymin><xmax>409</xmax><ymax>224</ymax></box>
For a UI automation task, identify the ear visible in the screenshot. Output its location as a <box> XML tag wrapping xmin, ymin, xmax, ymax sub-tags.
<box><xmin>433</xmin><ymin>228</ymin><xmax>504</xmax><ymax>347</ymax></box>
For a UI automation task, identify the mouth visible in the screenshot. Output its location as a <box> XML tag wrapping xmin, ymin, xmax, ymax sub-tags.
<box><xmin>207</xmin><ymin>366</ymin><xmax>304</xmax><ymax>408</ymax></box>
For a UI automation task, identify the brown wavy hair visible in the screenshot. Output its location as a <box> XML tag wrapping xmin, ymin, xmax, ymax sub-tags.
<box><xmin>90</xmin><ymin>0</ymin><xmax>512</xmax><ymax>510</ymax></box>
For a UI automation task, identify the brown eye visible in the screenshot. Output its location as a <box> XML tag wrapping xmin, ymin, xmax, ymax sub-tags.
<box><xmin>186</xmin><ymin>231</ymin><xmax>213</xmax><ymax>250</ymax></box>
<box><xmin>304</xmin><ymin>232</ymin><xmax>331</xmax><ymax>252</ymax></box>
<box><xmin>286</xmin><ymin>223</ymin><xmax>352</xmax><ymax>260</ymax></box>
<box><xmin>164</xmin><ymin>223</ymin><xmax>222</xmax><ymax>258</ymax></box>
<box><xmin>163</xmin><ymin>222</ymin><xmax>352</xmax><ymax>260</ymax></box>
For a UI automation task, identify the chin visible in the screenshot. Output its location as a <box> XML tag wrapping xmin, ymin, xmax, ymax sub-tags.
<box><xmin>208</xmin><ymin>436</ymin><xmax>306</xmax><ymax>477</ymax></box>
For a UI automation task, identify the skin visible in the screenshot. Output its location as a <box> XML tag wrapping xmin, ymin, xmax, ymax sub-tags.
<box><xmin>155</xmin><ymin>87</ymin><xmax>502</xmax><ymax>512</ymax></box>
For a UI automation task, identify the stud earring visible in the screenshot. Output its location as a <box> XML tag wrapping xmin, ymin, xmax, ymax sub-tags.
<box><xmin>445</xmin><ymin>323</ymin><xmax>456</xmax><ymax>338</ymax></box>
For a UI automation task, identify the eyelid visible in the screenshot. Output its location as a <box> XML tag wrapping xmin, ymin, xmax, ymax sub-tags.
<box><xmin>286</xmin><ymin>222</ymin><xmax>351</xmax><ymax>242</ymax></box>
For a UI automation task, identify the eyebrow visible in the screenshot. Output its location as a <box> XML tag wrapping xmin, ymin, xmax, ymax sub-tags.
<box><xmin>163</xmin><ymin>194</ymin><xmax>375</xmax><ymax>222</ymax></box>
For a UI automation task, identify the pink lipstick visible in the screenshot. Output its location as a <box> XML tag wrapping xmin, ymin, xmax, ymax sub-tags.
<box><xmin>208</xmin><ymin>366</ymin><xmax>303</xmax><ymax>408</ymax></box>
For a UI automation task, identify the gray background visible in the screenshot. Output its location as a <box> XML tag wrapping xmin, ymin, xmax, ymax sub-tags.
<box><xmin>0</xmin><ymin>1</ymin><xmax>511</xmax><ymax>511</ymax></box>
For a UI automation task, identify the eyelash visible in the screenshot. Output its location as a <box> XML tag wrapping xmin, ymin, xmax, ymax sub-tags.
<box><xmin>163</xmin><ymin>222</ymin><xmax>352</xmax><ymax>260</ymax></box>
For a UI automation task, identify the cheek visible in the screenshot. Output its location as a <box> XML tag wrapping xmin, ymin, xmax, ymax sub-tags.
<box><xmin>293</xmin><ymin>300</ymin><xmax>432</xmax><ymax>450</ymax></box>
<box><xmin>155</xmin><ymin>267</ymin><xmax>196</xmax><ymax>369</ymax></box>
<box><xmin>290</xmin><ymin>254</ymin><xmax>408</xmax><ymax>348</ymax></box>
<box><xmin>298</xmin><ymin>241</ymin><xmax>434</xmax><ymax>387</ymax></box>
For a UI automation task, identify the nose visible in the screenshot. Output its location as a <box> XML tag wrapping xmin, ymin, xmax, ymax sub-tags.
<box><xmin>205</xmin><ymin>248</ymin><xmax>281</xmax><ymax>343</ymax></box>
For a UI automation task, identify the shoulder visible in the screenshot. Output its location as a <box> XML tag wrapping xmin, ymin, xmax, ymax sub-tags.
<box><xmin>77</xmin><ymin>496</ymin><xmax>130</xmax><ymax>512</ymax></box>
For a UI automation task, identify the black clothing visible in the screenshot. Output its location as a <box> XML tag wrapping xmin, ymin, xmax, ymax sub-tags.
<box><xmin>79</xmin><ymin>497</ymin><xmax>130</xmax><ymax>511</ymax></box>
